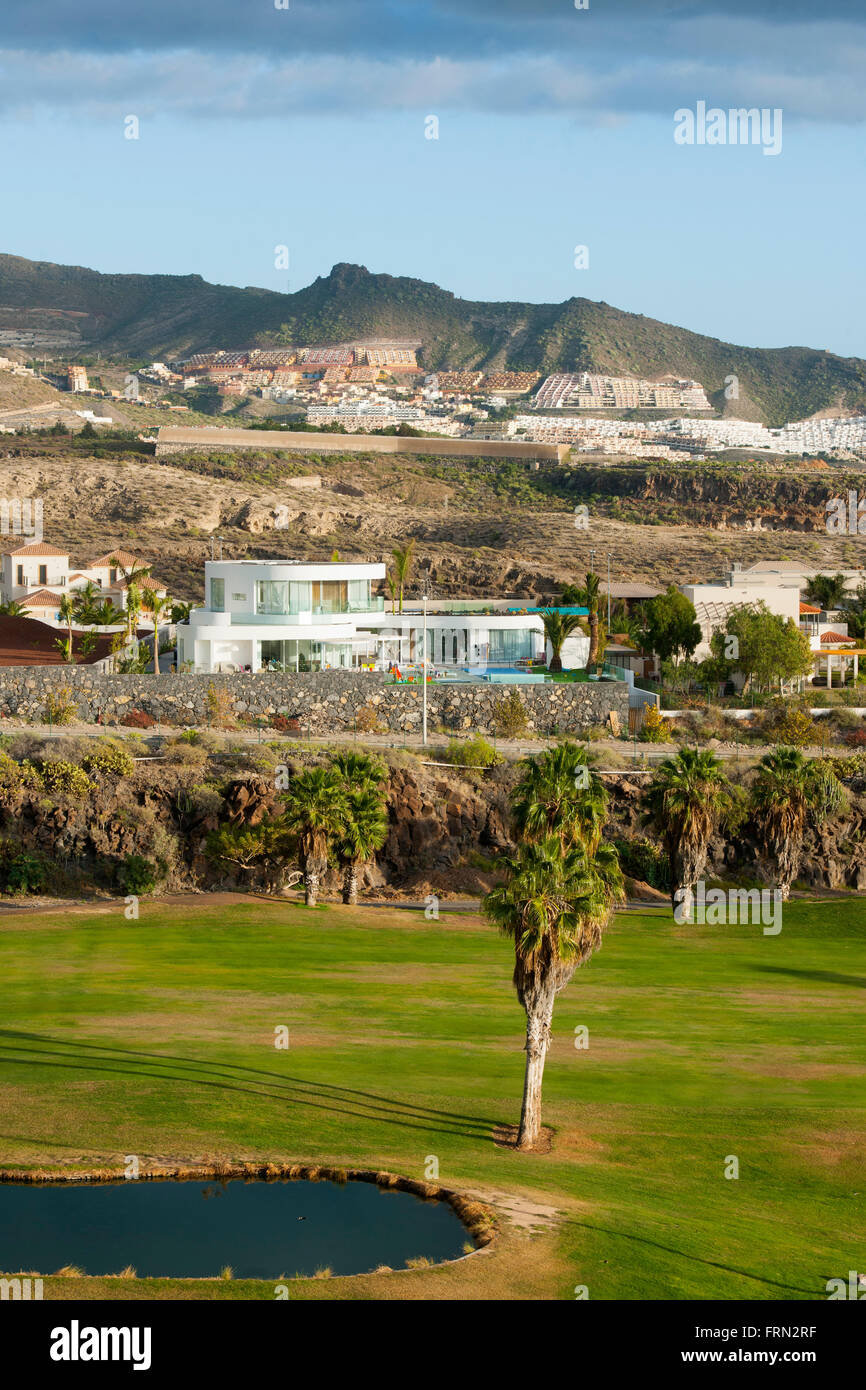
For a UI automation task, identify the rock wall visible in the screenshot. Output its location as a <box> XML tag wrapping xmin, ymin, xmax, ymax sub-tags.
<box><xmin>0</xmin><ymin>668</ymin><xmax>629</xmax><ymax>735</ymax></box>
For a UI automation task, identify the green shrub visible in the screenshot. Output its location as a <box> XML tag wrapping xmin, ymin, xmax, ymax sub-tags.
<box><xmin>0</xmin><ymin>841</ymin><xmax>46</xmax><ymax>895</ymax></box>
<box><xmin>117</xmin><ymin>854</ymin><xmax>158</xmax><ymax>896</ymax></box>
<box><xmin>42</xmin><ymin>687</ymin><xmax>78</xmax><ymax>726</ymax></box>
<box><xmin>38</xmin><ymin>760</ymin><xmax>93</xmax><ymax>797</ymax></box>
<box><xmin>613</xmin><ymin>836</ymin><xmax>670</xmax><ymax>891</ymax></box>
<box><xmin>81</xmin><ymin>742</ymin><xmax>136</xmax><ymax>777</ymax></box>
<box><xmin>443</xmin><ymin>735</ymin><xmax>503</xmax><ymax>768</ymax></box>
<box><xmin>491</xmin><ymin>688</ymin><xmax>528</xmax><ymax>739</ymax></box>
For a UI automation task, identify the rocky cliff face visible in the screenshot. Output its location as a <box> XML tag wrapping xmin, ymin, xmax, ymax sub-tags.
<box><xmin>0</xmin><ymin>751</ymin><xmax>863</xmax><ymax>901</ymax></box>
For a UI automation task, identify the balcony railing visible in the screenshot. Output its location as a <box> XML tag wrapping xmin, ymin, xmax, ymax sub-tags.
<box><xmin>229</xmin><ymin>597</ymin><xmax>385</xmax><ymax>625</ymax></box>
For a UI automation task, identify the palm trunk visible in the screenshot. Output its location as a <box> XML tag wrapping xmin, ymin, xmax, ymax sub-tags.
<box><xmin>342</xmin><ymin>863</ymin><xmax>359</xmax><ymax>905</ymax></box>
<box><xmin>549</xmin><ymin>648</ymin><xmax>563</xmax><ymax>673</ymax></box>
<box><xmin>588</xmin><ymin>613</ymin><xmax>599</xmax><ymax>667</ymax></box>
<box><xmin>516</xmin><ymin>985</ymin><xmax>556</xmax><ymax>1150</ymax></box>
<box><xmin>153</xmin><ymin>617</ymin><xmax>160</xmax><ymax>673</ymax></box>
<box><xmin>304</xmin><ymin>871</ymin><xmax>318</xmax><ymax>907</ymax></box>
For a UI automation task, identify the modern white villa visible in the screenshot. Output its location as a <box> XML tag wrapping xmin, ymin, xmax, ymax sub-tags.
<box><xmin>176</xmin><ymin>560</ymin><xmax>587</xmax><ymax>674</ymax></box>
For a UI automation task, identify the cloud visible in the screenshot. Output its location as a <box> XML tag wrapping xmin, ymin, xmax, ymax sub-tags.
<box><xmin>0</xmin><ymin>5</ymin><xmax>863</xmax><ymax>123</ymax></box>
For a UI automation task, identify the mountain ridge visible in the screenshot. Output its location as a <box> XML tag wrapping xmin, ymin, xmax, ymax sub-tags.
<box><xmin>1</xmin><ymin>253</ymin><xmax>864</xmax><ymax>427</ymax></box>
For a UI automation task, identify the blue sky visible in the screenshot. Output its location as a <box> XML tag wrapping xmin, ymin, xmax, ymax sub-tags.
<box><xmin>0</xmin><ymin>0</ymin><xmax>864</xmax><ymax>356</ymax></box>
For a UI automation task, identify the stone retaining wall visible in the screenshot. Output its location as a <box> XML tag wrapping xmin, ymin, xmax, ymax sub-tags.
<box><xmin>0</xmin><ymin>668</ymin><xmax>629</xmax><ymax>735</ymax></box>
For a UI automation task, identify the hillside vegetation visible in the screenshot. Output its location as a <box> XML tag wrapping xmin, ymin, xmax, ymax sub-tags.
<box><xmin>1</xmin><ymin>256</ymin><xmax>865</xmax><ymax>426</ymax></box>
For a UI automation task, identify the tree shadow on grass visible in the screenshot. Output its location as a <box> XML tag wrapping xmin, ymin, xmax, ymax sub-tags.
<box><xmin>749</xmin><ymin>964</ymin><xmax>866</xmax><ymax>990</ymax></box>
<box><xmin>561</xmin><ymin>1216</ymin><xmax>819</xmax><ymax>1297</ymax></box>
<box><xmin>0</xmin><ymin>1029</ymin><xmax>496</xmax><ymax>1142</ymax></box>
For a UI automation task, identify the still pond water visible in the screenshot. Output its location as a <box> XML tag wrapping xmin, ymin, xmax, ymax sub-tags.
<box><xmin>0</xmin><ymin>1178</ymin><xmax>469</xmax><ymax>1278</ymax></box>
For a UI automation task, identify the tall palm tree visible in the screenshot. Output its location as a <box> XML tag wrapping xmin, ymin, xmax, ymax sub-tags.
<box><xmin>643</xmin><ymin>748</ymin><xmax>736</xmax><ymax>917</ymax></box>
<box><xmin>280</xmin><ymin>767</ymin><xmax>347</xmax><ymax>906</ymax></box>
<box><xmin>511</xmin><ymin>742</ymin><xmax>607</xmax><ymax>855</ymax></box>
<box><xmin>751</xmin><ymin>747</ymin><xmax>845</xmax><ymax>899</ymax></box>
<box><xmin>385</xmin><ymin>571</ymin><xmax>397</xmax><ymax>615</ymax></box>
<box><xmin>540</xmin><ymin>609</ymin><xmax>583</xmax><ymax>674</ymax></box>
<box><xmin>581</xmin><ymin>571</ymin><xmax>602</xmax><ymax>667</ymax></box>
<box><xmin>142</xmin><ymin>589</ymin><xmax>172</xmax><ymax>672</ymax></box>
<box><xmin>391</xmin><ymin>540</ymin><xmax>415</xmax><ymax>613</ymax></box>
<box><xmin>124</xmin><ymin>581</ymin><xmax>143</xmax><ymax>642</ymax></box>
<box><xmin>483</xmin><ymin>835</ymin><xmax>623</xmax><ymax>1150</ymax></box>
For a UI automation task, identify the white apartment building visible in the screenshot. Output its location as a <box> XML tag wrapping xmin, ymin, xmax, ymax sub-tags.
<box><xmin>175</xmin><ymin>561</ymin><xmax>574</xmax><ymax>675</ymax></box>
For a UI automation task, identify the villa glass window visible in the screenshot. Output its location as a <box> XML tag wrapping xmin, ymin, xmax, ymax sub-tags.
<box><xmin>210</xmin><ymin>578</ymin><xmax>225</xmax><ymax>611</ymax></box>
<box><xmin>311</xmin><ymin>580</ymin><xmax>348</xmax><ymax>614</ymax></box>
<box><xmin>488</xmin><ymin>629</ymin><xmax>534</xmax><ymax>663</ymax></box>
<box><xmin>256</xmin><ymin>580</ymin><xmax>288</xmax><ymax>614</ymax></box>
<box><xmin>348</xmin><ymin>579</ymin><xmax>370</xmax><ymax>610</ymax></box>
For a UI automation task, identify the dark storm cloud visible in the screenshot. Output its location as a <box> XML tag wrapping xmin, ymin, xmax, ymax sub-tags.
<box><xmin>0</xmin><ymin>1</ymin><xmax>863</xmax><ymax>121</ymax></box>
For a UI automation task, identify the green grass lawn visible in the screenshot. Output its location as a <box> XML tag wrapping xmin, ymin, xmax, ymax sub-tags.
<box><xmin>0</xmin><ymin>895</ymin><xmax>864</xmax><ymax>1300</ymax></box>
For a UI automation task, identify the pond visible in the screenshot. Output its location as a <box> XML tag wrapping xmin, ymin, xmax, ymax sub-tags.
<box><xmin>0</xmin><ymin>1178</ymin><xmax>470</xmax><ymax>1278</ymax></box>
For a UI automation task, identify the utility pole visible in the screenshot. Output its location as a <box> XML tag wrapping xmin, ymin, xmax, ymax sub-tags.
<box><xmin>422</xmin><ymin>591</ymin><xmax>428</xmax><ymax>746</ymax></box>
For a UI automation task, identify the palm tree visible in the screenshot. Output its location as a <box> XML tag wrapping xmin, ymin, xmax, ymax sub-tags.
<box><xmin>330</xmin><ymin>751</ymin><xmax>388</xmax><ymax>903</ymax></box>
<box><xmin>335</xmin><ymin>785</ymin><xmax>389</xmax><ymax>904</ymax></box>
<box><xmin>93</xmin><ymin>599</ymin><xmax>123</xmax><ymax>627</ymax></box>
<box><xmin>171</xmin><ymin>600</ymin><xmax>193</xmax><ymax>625</ymax></box>
<box><xmin>581</xmin><ymin>572</ymin><xmax>602</xmax><ymax>667</ymax></box>
<box><xmin>54</xmin><ymin>634</ymin><xmax>75</xmax><ymax>664</ymax></box>
<box><xmin>0</xmin><ymin>599</ymin><xmax>27</xmax><ymax>617</ymax></box>
<box><xmin>751</xmin><ymin>747</ymin><xmax>845</xmax><ymax>899</ymax></box>
<box><xmin>71</xmin><ymin>580</ymin><xmax>102</xmax><ymax>626</ymax></box>
<box><xmin>511</xmin><ymin>742</ymin><xmax>607</xmax><ymax>855</ymax></box>
<box><xmin>280</xmin><ymin>767</ymin><xmax>347</xmax><ymax>906</ymax></box>
<box><xmin>385</xmin><ymin>571</ymin><xmax>397</xmax><ymax>615</ymax></box>
<box><xmin>483</xmin><ymin>835</ymin><xmax>623</xmax><ymax>1150</ymax></box>
<box><xmin>540</xmin><ymin>609</ymin><xmax>583</xmax><ymax>674</ymax></box>
<box><xmin>805</xmin><ymin>573</ymin><xmax>848</xmax><ymax>612</ymax></box>
<box><xmin>391</xmin><ymin>540</ymin><xmax>415</xmax><ymax>613</ymax></box>
<box><xmin>643</xmin><ymin>749</ymin><xmax>736</xmax><ymax>917</ymax></box>
<box><xmin>142</xmin><ymin>589</ymin><xmax>172</xmax><ymax>672</ymax></box>
<box><xmin>109</xmin><ymin>556</ymin><xmax>153</xmax><ymax>639</ymax></box>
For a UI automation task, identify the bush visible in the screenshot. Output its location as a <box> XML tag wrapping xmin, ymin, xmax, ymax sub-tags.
<box><xmin>272</xmin><ymin>713</ymin><xmax>301</xmax><ymax>735</ymax></box>
<box><xmin>491</xmin><ymin>688</ymin><xmax>528</xmax><ymax>740</ymax></box>
<box><xmin>121</xmin><ymin>709</ymin><xmax>155</xmax><ymax>729</ymax></box>
<box><xmin>206</xmin><ymin>683</ymin><xmax>235</xmax><ymax>729</ymax></box>
<box><xmin>42</xmin><ymin>687</ymin><xmax>78</xmax><ymax>726</ymax></box>
<box><xmin>613</xmin><ymin>836</ymin><xmax>670</xmax><ymax>891</ymax></box>
<box><xmin>116</xmin><ymin>854</ymin><xmax>159</xmax><ymax>896</ymax></box>
<box><xmin>81</xmin><ymin>742</ymin><xmax>136</xmax><ymax>777</ymax></box>
<box><xmin>0</xmin><ymin>841</ymin><xmax>46</xmax><ymax>895</ymax></box>
<box><xmin>443</xmin><ymin>735</ymin><xmax>502</xmax><ymax>768</ymax></box>
<box><xmin>843</xmin><ymin>728</ymin><xmax>866</xmax><ymax>748</ymax></box>
<box><xmin>354</xmin><ymin>703</ymin><xmax>383</xmax><ymax>734</ymax></box>
<box><xmin>640</xmin><ymin>703</ymin><xmax>671</xmax><ymax>743</ymax></box>
<box><xmin>0</xmin><ymin>752</ymin><xmax>39</xmax><ymax>799</ymax></box>
<box><xmin>38</xmin><ymin>760</ymin><xmax>93</xmax><ymax>797</ymax></box>
<box><xmin>769</xmin><ymin>708</ymin><xmax>817</xmax><ymax>748</ymax></box>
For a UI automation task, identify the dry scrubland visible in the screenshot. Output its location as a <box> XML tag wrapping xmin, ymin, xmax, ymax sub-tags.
<box><xmin>0</xmin><ymin>438</ymin><xmax>864</xmax><ymax>601</ymax></box>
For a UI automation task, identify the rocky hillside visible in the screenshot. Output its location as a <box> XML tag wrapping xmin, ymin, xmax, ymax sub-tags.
<box><xmin>0</xmin><ymin>738</ymin><xmax>863</xmax><ymax>902</ymax></box>
<box><xmin>2</xmin><ymin>254</ymin><xmax>865</xmax><ymax>424</ymax></box>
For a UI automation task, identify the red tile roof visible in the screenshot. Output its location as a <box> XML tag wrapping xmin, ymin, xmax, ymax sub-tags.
<box><xmin>89</xmin><ymin>549</ymin><xmax>148</xmax><ymax>569</ymax></box>
<box><xmin>5</xmin><ymin>542</ymin><xmax>68</xmax><ymax>558</ymax></box>
<box><xmin>19</xmin><ymin>589</ymin><xmax>61</xmax><ymax>608</ymax></box>
<box><xmin>799</xmin><ymin>602</ymin><xmax>821</xmax><ymax>614</ymax></box>
<box><xmin>820</xmin><ymin>631</ymin><xmax>854</xmax><ymax>644</ymax></box>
